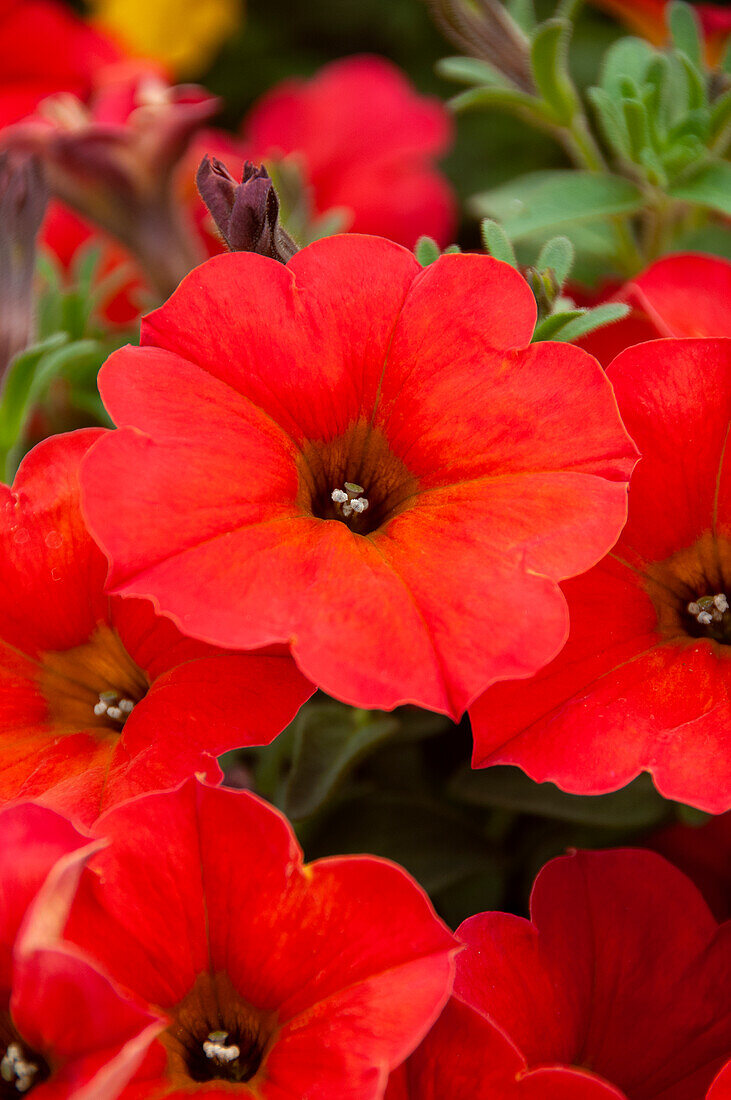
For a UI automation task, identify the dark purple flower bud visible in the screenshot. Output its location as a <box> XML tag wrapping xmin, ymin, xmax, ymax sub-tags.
<box><xmin>196</xmin><ymin>156</ymin><xmax>298</xmax><ymax>263</ymax></box>
<box><xmin>0</xmin><ymin>152</ymin><xmax>48</xmax><ymax>377</ymax></box>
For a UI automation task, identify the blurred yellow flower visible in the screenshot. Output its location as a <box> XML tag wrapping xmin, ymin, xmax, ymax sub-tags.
<box><xmin>87</xmin><ymin>0</ymin><xmax>242</xmax><ymax>75</ymax></box>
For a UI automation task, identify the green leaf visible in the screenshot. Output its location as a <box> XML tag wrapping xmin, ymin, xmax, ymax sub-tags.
<box><xmin>532</xmin><ymin>308</ymin><xmax>585</xmax><ymax>341</ymax></box>
<box><xmin>414</xmin><ymin>236</ymin><xmax>441</xmax><ymax>267</ymax></box>
<box><xmin>448</xmin><ymin>85</ymin><xmax>548</xmax><ymax>120</ymax></box>
<box><xmin>449</xmin><ymin>766</ymin><xmax>669</xmax><ymax>830</ymax></box>
<box><xmin>600</xmin><ymin>37</ymin><xmax>654</xmax><ymax>97</ymax></box>
<box><xmin>668</xmin><ymin>159</ymin><xmax>731</xmax><ymax>215</ymax></box>
<box><xmin>587</xmin><ymin>86</ymin><xmax>632</xmax><ymax>160</ymax></box>
<box><xmin>279</xmin><ymin>704</ymin><xmax>399</xmax><ymax>821</ymax></box>
<box><xmin>0</xmin><ymin>335</ymin><xmax>110</xmax><ymax>479</ymax></box>
<box><xmin>676</xmin><ymin>53</ymin><xmax>707</xmax><ymax>112</ymax></box>
<box><xmin>536</xmin><ymin>235</ymin><xmax>574</xmax><ymax>285</ymax></box>
<box><xmin>480</xmin><ymin>219</ymin><xmax>518</xmax><ymax>267</ymax></box>
<box><xmin>470</xmin><ymin>170</ymin><xmax>645</xmax><ymax>240</ymax></box>
<box><xmin>0</xmin><ymin>334</ymin><xmax>67</xmax><ymax>453</ymax></box>
<box><xmin>435</xmin><ymin>56</ymin><xmax>509</xmax><ymax>88</ymax></box>
<box><xmin>622</xmin><ymin>97</ymin><xmax>650</xmax><ymax>159</ymax></box>
<box><xmin>668</xmin><ymin>2</ymin><xmax>703</xmax><ymax>71</ymax></box>
<box><xmin>530</xmin><ymin>19</ymin><xmax>577</xmax><ymax>122</ymax></box>
<box><xmin>554</xmin><ymin>302</ymin><xmax>630</xmax><ymax>340</ymax></box>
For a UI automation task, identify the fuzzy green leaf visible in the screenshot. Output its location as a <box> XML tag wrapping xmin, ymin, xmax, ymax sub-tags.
<box><xmin>435</xmin><ymin>56</ymin><xmax>509</xmax><ymax>87</ymax></box>
<box><xmin>668</xmin><ymin>159</ymin><xmax>731</xmax><ymax>215</ymax></box>
<box><xmin>536</xmin><ymin>235</ymin><xmax>574</xmax><ymax>285</ymax></box>
<box><xmin>470</xmin><ymin>170</ymin><xmax>644</xmax><ymax>240</ymax></box>
<box><xmin>480</xmin><ymin>219</ymin><xmax>518</xmax><ymax>267</ymax></box>
<box><xmin>554</xmin><ymin>302</ymin><xmax>630</xmax><ymax>341</ymax></box>
<box><xmin>668</xmin><ymin>1</ymin><xmax>703</xmax><ymax>71</ymax></box>
<box><xmin>530</xmin><ymin>18</ymin><xmax>577</xmax><ymax>122</ymax></box>
<box><xmin>414</xmin><ymin>236</ymin><xmax>441</xmax><ymax>267</ymax></box>
<box><xmin>532</xmin><ymin>309</ymin><xmax>585</xmax><ymax>341</ymax></box>
<box><xmin>600</xmin><ymin>37</ymin><xmax>654</xmax><ymax>96</ymax></box>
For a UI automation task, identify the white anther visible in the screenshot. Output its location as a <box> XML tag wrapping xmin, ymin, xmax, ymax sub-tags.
<box><xmin>341</xmin><ymin>503</ymin><xmax>354</xmax><ymax>517</ymax></box>
<box><xmin>1</xmin><ymin>1046</ymin><xmax>38</xmax><ymax>1092</ymax></box>
<box><xmin>93</xmin><ymin>701</ymin><xmax>108</xmax><ymax>716</ymax></box>
<box><xmin>698</xmin><ymin>611</ymin><xmax>713</xmax><ymax>625</ymax></box>
<box><xmin>118</xmin><ymin>698</ymin><xmax>134</xmax><ymax>714</ymax></box>
<box><xmin>203</xmin><ymin>1040</ymin><xmax>240</xmax><ymax>1063</ymax></box>
<box><xmin>106</xmin><ymin>706</ymin><xmax>123</xmax><ymax>721</ymax></box>
<box><xmin>687</xmin><ymin>602</ymin><xmax>700</xmax><ymax>615</ymax></box>
<box><xmin>350</xmin><ymin>497</ymin><xmax>369</xmax><ymax>514</ymax></box>
<box><xmin>714</xmin><ymin>594</ymin><xmax>729</xmax><ymax>612</ymax></box>
<box><xmin>331</xmin><ymin>489</ymin><xmax>348</xmax><ymax>504</ymax></box>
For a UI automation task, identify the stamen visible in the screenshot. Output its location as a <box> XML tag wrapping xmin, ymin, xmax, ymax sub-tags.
<box><xmin>1</xmin><ymin>1042</ymin><xmax>39</xmax><ymax>1093</ymax></box>
<box><xmin>93</xmin><ymin>692</ymin><xmax>135</xmax><ymax>726</ymax></box>
<box><xmin>202</xmin><ymin>1031</ymin><xmax>241</xmax><ymax>1066</ymax></box>
<box><xmin>687</xmin><ymin>593</ymin><xmax>730</xmax><ymax>627</ymax></box>
<box><xmin>330</xmin><ymin>484</ymin><xmax>370</xmax><ymax>523</ymax></box>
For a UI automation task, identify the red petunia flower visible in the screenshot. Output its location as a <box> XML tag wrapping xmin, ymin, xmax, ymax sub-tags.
<box><xmin>60</xmin><ymin>778</ymin><xmax>458</xmax><ymax>1098</ymax></box>
<box><xmin>471</xmin><ymin>337</ymin><xmax>731</xmax><ymax>813</ymax></box>
<box><xmin>0</xmin><ymin>0</ymin><xmax>122</xmax><ymax>129</ymax></box>
<box><xmin>0</xmin><ymin>801</ymin><xmax>162</xmax><ymax>1098</ymax></box>
<box><xmin>80</xmin><ymin>236</ymin><xmax>637</xmax><ymax>719</ymax></box>
<box><xmin>386</xmin><ymin>849</ymin><xmax>731</xmax><ymax>1100</ymax></box>
<box><xmin>579</xmin><ymin>253</ymin><xmax>731</xmax><ymax>366</ymax></box>
<box><xmin>243</xmin><ymin>56</ymin><xmax>457</xmax><ymax>249</ymax></box>
<box><xmin>0</xmin><ymin>429</ymin><xmax>313</xmax><ymax>825</ymax></box>
<box><xmin>589</xmin><ymin>0</ymin><xmax>731</xmax><ymax>65</ymax></box>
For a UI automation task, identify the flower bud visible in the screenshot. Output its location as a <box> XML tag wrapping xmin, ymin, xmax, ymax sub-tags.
<box><xmin>196</xmin><ymin>156</ymin><xmax>298</xmax><ymax>263</ymax></box>
<box><xmin>0</xmin><ymin>152</ymin><xmax>48</xmax><ymax>377</ymax></box>
<box><xmin>1</xmin><ymin>70</ymin><xmax>218</xmax><ymax>299</ymax></box>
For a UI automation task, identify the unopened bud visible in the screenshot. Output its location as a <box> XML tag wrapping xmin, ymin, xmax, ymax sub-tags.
<box><xmin>196</xmin><ymin>155</ymin><xmax>298</xmax><ymax>263</ymax></box>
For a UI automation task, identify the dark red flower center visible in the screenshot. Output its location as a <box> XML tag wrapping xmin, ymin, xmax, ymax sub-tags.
<box><xmin>40</xmin><ymin>624</ymin><xmax>149</xmax><ymax>734</ymax></box>
<box><xmin>160</xmin><ymin>972</ymin><xmax>277</xmax><ymax>1088</ymax></box>
<box><xmin>0</xmin><ymin>1013</ymin><xmax>49</xmax><ymax>1096</ymax></box>
<box><xmin>644</xmin><ymin>533</ymin><xmax>731</xmax><ymax>646</ymax></box>
<box><xmin>296</xmin><ymin>420</ymin><xmax>419</xmax><ymax>535</ymax></box>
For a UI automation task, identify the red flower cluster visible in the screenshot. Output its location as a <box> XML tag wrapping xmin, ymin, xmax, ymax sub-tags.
<box><xmin>2</xmin><ymin>5</ymin><xmax>731</xmax><ymax>1094</ymax></box>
